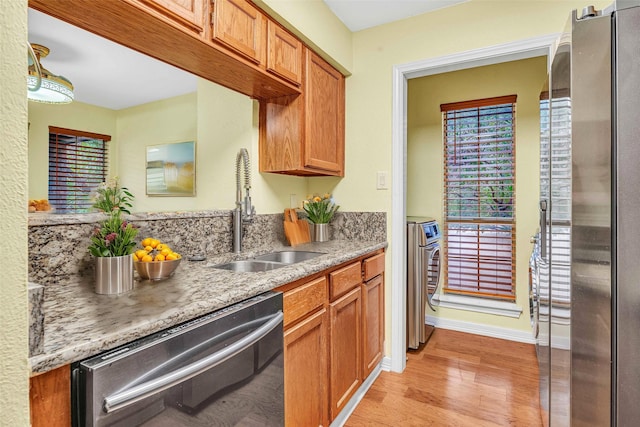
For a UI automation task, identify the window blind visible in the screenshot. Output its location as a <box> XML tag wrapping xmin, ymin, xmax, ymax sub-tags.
<box><xmin>539</xmin><ymin>95</ymin><xmax>572</xmax><ymax>308</ymax></box>
<box><xmin>48</xmin><ymin>126</ymin><xmax>110</xmax><ymax>213</ymax></box>
<box><xmin>441</xmin><ymin>95</ymin><xmax>517</xmax><ymax>300</ymax></box>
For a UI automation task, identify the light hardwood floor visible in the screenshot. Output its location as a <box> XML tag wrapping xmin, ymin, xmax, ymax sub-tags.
<box><xmin>345</xmin><ymin>328</ymin><xmax>542</xmax><ymax>426</ymax></box>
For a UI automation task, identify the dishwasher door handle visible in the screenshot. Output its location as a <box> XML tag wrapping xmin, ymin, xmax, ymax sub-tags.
<box><xmin>103</xmin><ymin>311</ymin><xmax>283</xmax><ymax>414</ymax></box>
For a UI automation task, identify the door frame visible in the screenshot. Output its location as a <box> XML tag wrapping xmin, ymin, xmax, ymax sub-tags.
<box><xmin>389</xmin><ymin>34</ymin><xmax>559</xmax><ymax>373</ymax></box>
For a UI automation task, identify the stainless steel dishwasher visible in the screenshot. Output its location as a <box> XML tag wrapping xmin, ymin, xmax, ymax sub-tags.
<box><xmin>72</xmin><ymin>291</ymin><xmax>284</xmax><ymax>426</ymax></box>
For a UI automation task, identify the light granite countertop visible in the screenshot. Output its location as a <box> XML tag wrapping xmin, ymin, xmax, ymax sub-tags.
<box><xmin>30</xmin><ymin>240</ymin><xmax>387</xmax><ymax>375</ymax></box>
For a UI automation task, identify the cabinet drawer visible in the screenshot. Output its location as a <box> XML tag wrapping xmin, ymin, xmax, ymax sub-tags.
<box><xmin>329</xmin><ymin>262</ymin><xmax>361</xmax><ymax>300</ymax></box>
<box><xmin>363</xmin><ymin>252</ymin><xmax>385</xmax><ymax>281</ymax></box>
<box><xmin>283</xmin><ymin>277</ymin><xmax>327</xmax><ymax>328</ymax></box>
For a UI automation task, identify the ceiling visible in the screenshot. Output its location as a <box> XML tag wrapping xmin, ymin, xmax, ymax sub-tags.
<box><xmin>323</xmin><ymin>0</ymin><xmax>468</xmax><ymax>32</ymax></box>
<box><xmin>28</xmin><ymin>8</ymin><xmax>196</xmax><ymax>110</ymax></box>
<box><xmin>28</xmin><ymin>1</ymin><xmax>466</xmax><ymax>110</ymax></box>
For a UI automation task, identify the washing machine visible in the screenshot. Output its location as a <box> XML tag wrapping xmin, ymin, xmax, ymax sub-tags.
<box><xmin>407</xmin><ymin>217</ymin><xmax>442</xmax><ymax>350</ymax></box>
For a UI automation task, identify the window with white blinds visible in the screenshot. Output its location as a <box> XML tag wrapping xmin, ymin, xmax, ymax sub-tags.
<box><xmin>441</xmin><ymin>95</ymin><xmax>517</xmax><ymax>300</ymax></box>
<box><xmin>539</xmin><ymin>94</ymin><xmax>572</xmax><ymax>307</ymax></box>
<box><xmin>48</xmin><ymin>127</ymin><xmax>110</xmax><ymax>213</ymax></box>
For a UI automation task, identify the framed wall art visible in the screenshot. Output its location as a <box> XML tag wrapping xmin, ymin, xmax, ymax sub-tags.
<box><xmin>146</xmin><ymin>141</ymin><xmax>196</xmax><ymax>196</ymax></box>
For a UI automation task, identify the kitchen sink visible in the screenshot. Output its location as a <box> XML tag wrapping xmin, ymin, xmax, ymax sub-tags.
<box><xmin>212</xmin><ymin>260</ymin><xmax>287</xmax><ymax>273</ymax></box>
<box><xmin>253</xmin><ymin>251</ymin><xmax>325</xmax><ymax>264</ymax></box>
<box><xmin>211</xmin><ymin>251</ymin><xmax>326</xmax><ymax>273</ymax></box>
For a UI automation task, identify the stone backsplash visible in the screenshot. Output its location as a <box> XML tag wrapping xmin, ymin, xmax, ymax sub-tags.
<box><xmin>28</xmin><ymin>210</ymin><xmax>386</xmax><ymax>287</ymax></box>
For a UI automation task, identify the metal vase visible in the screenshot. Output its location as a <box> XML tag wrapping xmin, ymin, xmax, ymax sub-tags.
<box><xmin>311</xmin><ymin>223</ymin><xmax>330</xmax><ymax>242</ymax></box>
<box><xmin>95</xmin><ymin>255</ymin><xmax>134</xmax><ymax>295</ymax></box>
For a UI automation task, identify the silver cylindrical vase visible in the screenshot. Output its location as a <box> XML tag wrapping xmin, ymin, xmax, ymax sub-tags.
<box><xmin>95</xmin><ymin>255</ymin><xmax>134</xmax><ymax>295</ymax></box>
<box><xmin>311</xmin><ymin>223</ymin><xmax>330</xmax><ymax>242</ymax></box>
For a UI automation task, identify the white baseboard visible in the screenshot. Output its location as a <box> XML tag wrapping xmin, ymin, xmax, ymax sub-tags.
<box><xmin>380</xmin><ymin>356</ymin><xmax>392</xmax><ymax>372</ymax></box>
<box><xmin>426</xmin><ymin>315</ymin><xmax>536</xmax><ymax>344</ymax></box>
<box><xmin>330</xmin><ymin>362</ymin><xmax>383</xmax><ymax>427</ymax></box>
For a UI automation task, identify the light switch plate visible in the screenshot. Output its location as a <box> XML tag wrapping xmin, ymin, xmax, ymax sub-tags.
<box><xmin>376</xmin><ymin>171</ymin><xmax>389</xmax><ymax>190</ymax></box>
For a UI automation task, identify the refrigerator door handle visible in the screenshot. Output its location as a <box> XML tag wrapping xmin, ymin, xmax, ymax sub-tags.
<box><xmin>539</xmin><ymin>200</ymin><xmax>548</xmax><ymax>259</ymax></box>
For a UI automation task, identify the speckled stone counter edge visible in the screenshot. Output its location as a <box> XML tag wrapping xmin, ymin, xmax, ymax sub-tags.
<box><xmin>28</xmin><ymin>210</ymin><xmax>386</xmax><ymax>375</ymax></box>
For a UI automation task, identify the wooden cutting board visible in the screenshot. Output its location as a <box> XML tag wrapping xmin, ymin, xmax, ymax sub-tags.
<box><xmin>284</xmin><ymin>209</ymin><xmax>310</xmax><ymax>246</ymax></box>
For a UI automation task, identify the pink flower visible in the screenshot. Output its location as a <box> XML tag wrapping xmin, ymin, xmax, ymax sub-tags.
<box><xmin>105</xmin><ymin>233</ymin><xmax>117</xmax><ymax>246</ymax></box>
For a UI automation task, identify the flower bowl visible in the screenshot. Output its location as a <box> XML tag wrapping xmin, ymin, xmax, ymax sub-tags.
<box><xmin>134</xmin><ymin>258</ymin><xmax>181</xmax><ymax>280</ymax></box>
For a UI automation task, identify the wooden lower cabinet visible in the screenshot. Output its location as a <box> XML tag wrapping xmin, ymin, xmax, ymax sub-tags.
<box><xmin>30</xmin><ymin>364</ymin><xmax>71</xmax><ymax>427</ymax></box>
<box><xmin>362</xmin><ymin>274</ymin><xmax>384</xmax><ymax>378</ymax></box>
<box><xmin>329</xmin><ymin>286</ymin><xmax>362</xmax><ymax>419</ymax></box>
<box><xmin>284</xmin><ymin>308</ymin><xmax>329</xmax><ymax>427</ymax></box>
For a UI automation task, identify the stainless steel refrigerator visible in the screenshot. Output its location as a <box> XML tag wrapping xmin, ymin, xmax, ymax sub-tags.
<box><xmin>534</xmin><ymin>2</ymin><xmax>640</xmax><ymax>425</ymax></box>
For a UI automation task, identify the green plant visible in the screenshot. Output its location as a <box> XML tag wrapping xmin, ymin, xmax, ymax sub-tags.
<box><xmin>88</xmin><ymin>178</ymin><xmax>139</xmax><ymax>257</ymax></box>
<box><xmin>303</xmin><ymin>193</ymin><xmax>339</xmax><ymax>224</ymax></box>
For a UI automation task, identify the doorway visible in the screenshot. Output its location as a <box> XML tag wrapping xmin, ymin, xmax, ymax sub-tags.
<box><xmin>388</xmin><ymin>34</ymin><xmax>558</xmax><ymax>373</ymax></box>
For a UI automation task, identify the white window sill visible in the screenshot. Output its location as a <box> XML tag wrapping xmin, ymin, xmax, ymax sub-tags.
<box><xmin>432</xmin><ymin>293</ymin><xmax>523</xmax><ymax>318</ymax></box>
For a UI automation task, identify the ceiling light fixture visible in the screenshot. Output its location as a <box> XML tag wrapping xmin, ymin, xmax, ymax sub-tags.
<box><xmin>27</xmin><ymin>43</ymin><xmax>74</xmax><ymax>104</ymax></box>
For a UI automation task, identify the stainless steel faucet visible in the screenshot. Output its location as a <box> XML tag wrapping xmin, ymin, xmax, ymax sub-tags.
<box><xmin>233</xmin><ymin>148</ymin><xmax>255</xmax><ymax>253</ymax></box>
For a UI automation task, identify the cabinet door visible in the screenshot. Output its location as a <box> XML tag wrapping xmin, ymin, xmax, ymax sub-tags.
<box><xmin>304</xmin><ymin>50</ymin><xmax>345</xmax><ymax>175</ymax></box>
<box><xmin>30</xmin><ymin>365</ymin><xmax>71</xmax><ymax>427</ymax></box>
<box><xmin>362</xmin><ymin>275</ymin><xmax>384</xmax><ymax>378</ymax></box>
<box><xmin>212</xmin><ymin>0</ymin><xmax>264</xmax><ymax>64</ymax></box>
<box><xmin>267</xmin><ymin>21</ymin><xmax>302</xmax><ymax>86</ymax></box>
<box><xmin>136</xmin><ymin>0</ymin><xmax>205</xmax><ymax>32</ymax></box>
<box><xmin>329</xmin><ymin>286</ymin><xmax>362</xmax><ymax>419</ymax></box>
<box><xmin>284</xmin><ymin>308</ymin><xmax>329</xmax><ymax>427</ymax></box>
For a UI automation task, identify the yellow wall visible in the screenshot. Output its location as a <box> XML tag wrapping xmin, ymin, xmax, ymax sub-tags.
<box><xmin>28</xmin><ymin>101</ymin><xmax>118</xmax><ymax>200</ymax></box>
<box><xmin>3</xmin><ymin>0</ymin><xmax>615</xmax><ymax>418</ymax></box>
<box><xmin>257</xmin><ymin>0</ymin><xmax>352</xmax><ymax>74</ymax></box>
<box><xmin>116</xmin><ymin>92</ymin><xmax>197</xmax><ymax>211</ymax></box>
<box><xmin>195</xmin><ymin>79</ymin><xmax>307</xmax><ymax>214</ymax></box>
<box><xmin>29</xmin><ymin>79</ymin><xmax>308</xmax><ymax>214</ymax></box>
<box><xmin>1</xmin><ymin>0</ymin><xmax>30</xmax><ymax>424</ymax></box>
<box><xmin>407</xmin><ymin>56</ymin><xmax>547</xmax><ymax>331</ymax></box>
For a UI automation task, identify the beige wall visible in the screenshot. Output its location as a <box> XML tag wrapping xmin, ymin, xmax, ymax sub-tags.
<box><xmin>407</xmin><ymin>56</ymin><xmax>547</xmax><ymax>331</ymax></box>
<box><xmin>28</xmin><ymin>101</ymin><xmax>118</xmax><ymax>200</ymax></box>
<box><xmin>1</xmin><ymin>0</ymin><xmax>30</xmax><ymax>424</ymax></box>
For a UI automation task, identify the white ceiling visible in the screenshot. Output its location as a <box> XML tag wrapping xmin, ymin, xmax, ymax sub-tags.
<box><xmin>28</xmin><ymin>1</ymin><xmax>466</xmax><ymax>109</ymax></box>
<box><xmin>323</xmin><ymin>0</ymin><xmax>468</xmax><ymax>32</ymax></box>
<box><xmin>28</xmin><ymin>8</ymin><xmax>196</xmax><ymax>110</ymax></box>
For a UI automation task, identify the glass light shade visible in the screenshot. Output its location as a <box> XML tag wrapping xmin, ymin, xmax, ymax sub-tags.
<box><xmin>27</xmin><ymin>44</ymin><xmax>74</xmax><ymax>104</ymax></box>
<box><xmin>27</xmin><ymin>75</ymin><xmax>74</xmax><ymax>104</ymax></box>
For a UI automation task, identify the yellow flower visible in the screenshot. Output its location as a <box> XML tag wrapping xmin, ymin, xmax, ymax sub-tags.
<box><xmin>323</xmin><ymin>193</ymin><xmax>331</xmax><ymax>199</ymax></box>
<box><xmin>313</xmin><ymin>196</ymin><xmax>322</xmax><ymax>202</ymax></box>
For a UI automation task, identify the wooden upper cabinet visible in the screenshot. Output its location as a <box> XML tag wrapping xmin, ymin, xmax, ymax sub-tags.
<box><xmin>266</xmin><ymin>21</ymin><xmax>302</xmax><ymax>86</ymax></box>
<box><xmin>136</xmin><ymin>0</ymin><xmax>205</xmax><ymax>33</ymax></box>
<box><xmin>211</xmin><ymin>0</ymin><xmax>265</xmax><ymax>65</ymax></box>
<box><xmin>304</xmin><ymin>49</ymin><xmax>345</xmax><ymax>174</ymax></box>
<box><xmin>259</xmin><ymin>48</ymin><xmax>345</xmax><ymax>177</ymax></box>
